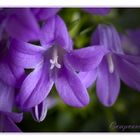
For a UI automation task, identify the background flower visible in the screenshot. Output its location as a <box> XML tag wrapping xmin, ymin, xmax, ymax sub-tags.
<box><xmin>85</xmin><ymin>24</ymin><xmax>140</xmax><ymax>107</ymax></box>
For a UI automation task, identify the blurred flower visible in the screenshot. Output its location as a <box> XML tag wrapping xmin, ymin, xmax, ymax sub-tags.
<box><xmin>0</xmin><ymin>8</ymin><xmax>40</xmax><ymax>42</ymax></box>
<box><xmin>10</xmin><ymin>15</ymin><xmax>104</xmax><ymax>109</ymax></box>
<box><xmin>31</xmin><ymin>8</ymin><xmax>60</xmax><ymax>21</ymax></box>
<box><xmin>82</xmin><ymin>8</ymin><xmax>111</xmax><ymax>15</ymax></box>
<box><xmin>81</xmin><ymin>24</ymin><xmax>140</xmax><ymax>107</ymax></box>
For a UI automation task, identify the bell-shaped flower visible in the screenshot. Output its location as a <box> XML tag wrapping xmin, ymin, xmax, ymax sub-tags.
<box><xmin>10</xmin><ymin>15</ymin><xmax>105</xmax><ymax>109</ymax></box>
<box><xmin>81</xmin><ymin>24</ymin><xmax>140</xmax><ymax>107</ymax></box>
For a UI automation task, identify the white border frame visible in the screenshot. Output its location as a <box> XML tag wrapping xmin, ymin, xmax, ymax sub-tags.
<box><xmin>0</xmin><ymin>0</ymin><xmax>139</xmax><ymax>139</ymax></box>
<box><xmin>0</xmin><ymin>0</ymin><xmax>140</xmax><ymax>7</ymax></box>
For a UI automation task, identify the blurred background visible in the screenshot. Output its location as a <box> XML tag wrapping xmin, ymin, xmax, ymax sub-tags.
<box><xmin>18</xmin><ymin>8</ymin><xmax>140</xmax><ymax>132</ymax></box>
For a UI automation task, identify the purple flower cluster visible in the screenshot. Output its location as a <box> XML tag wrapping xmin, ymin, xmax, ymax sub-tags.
<box><xmin>0</xmin><ymin>8</ymin><xmax>140</xmax><ymax>132</ymax></box>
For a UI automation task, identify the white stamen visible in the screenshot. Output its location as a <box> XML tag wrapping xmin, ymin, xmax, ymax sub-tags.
<box><xmin>50</xmin><ymin>48</ymin><xmax>61</xmax><ymax>70</ymax></box>
<box><xmin>107</xmin><ymin>54</ymin><xmax>114</xmax><ymax>74</ymax></box>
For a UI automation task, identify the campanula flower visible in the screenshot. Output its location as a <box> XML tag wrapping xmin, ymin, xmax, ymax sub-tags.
<box><xmin>80</xmin><ymin>24</ymin><xmax>140</xmax><ymax>107</ymax></box>
<box><xmin>10</xmin><ymin>15</ymin><xmax>105</xmax><ymax>109</ymax></box>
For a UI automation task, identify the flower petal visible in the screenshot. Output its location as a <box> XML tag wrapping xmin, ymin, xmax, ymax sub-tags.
<box><xmin>2</xmin><ymin>116</ymin><xmax>21</xmax><ymax>132</ymax></box>
<box><xmin>96</xmin><ymin>57</ymin><xmax>120</xmax><ymax>107</ymax></box>
<box><xmin>78</xmin><ymin>69</ymin><xmax>97</xmax><ymax>88</ymax></box>
<box><xmin>2</xmin><ymin>112</ymin><xmax>23</xmax><ymax>123</ymax></box>
<box><xmin>0</xmin><ymin>61</ymin><xmax>17</xmax><ymax>86</ymax></box>
<box><xmin>5</xmin><ymin>8</ymin><xmax>40</xmax><ymax>42</ymax></box>
<box><xmin>55</xmin><ymin>16</ymin><xmax>73</xmax><ymax>51</ymax></box>
<box><xmin>8</xmin><ymin>62</ymin><xmax>25</xmax><ymax>88</ymax></box>
<box><xmin>91</xmin><ymin>24</ymin><xmax>123</xmax><ymax>54</ymax></box>
<box><xmin>41</xmin><ymin>15</ymin><xmax>73</xmax><ymax>51</ymax></box>
<box><xmin>9</xmin><ymin>39</ymin><xmax>45</xmax><ymax>68</ymax></box>
<box><xmin>0</xmin><ymin>81</ymin><xmax>14</xmax><ymax>112</ymax></box>
<box><xmin>40</xmin><ymin>16</ymin><xmax>55</xmax><ymax>47</ymax></box>
<box><xmin>115</xmin><ymin>54</ymin><xmax>140</xmax><ymax>91</ymax></box>
<box><xmin>116</xmin><ymin>53</ymin><xmax>140</xmax><ymax>66</ymax></box>
<box><xmin>55</xmin><ymin>62</ymin><xmax>90</xmax><ymax>107</ymax></box>
<box><xmin>65</xmin><ymin>45</ymin><xmax>106</xmax><ymax>72</ymax></box>
<box><xmin>16</xmin><ymin>64</ymin><xmax>54</xmax><ymax>109</ymax></box>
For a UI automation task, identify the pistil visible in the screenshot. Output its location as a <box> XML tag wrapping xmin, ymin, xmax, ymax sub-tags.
<box><xmin>50</xmin><ymin>48</ymin><xmax>61</xmax><ymax>70</ymax></box>
<box><xmin>107</xmin><ymin>54</ymin><xmax>114</xmax><ymax>73</ymax></box>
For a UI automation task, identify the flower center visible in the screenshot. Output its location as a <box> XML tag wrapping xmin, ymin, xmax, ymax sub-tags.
<box><xmin>49</xmin><ymin>48</ymin><xmax>61</xmax><ymax>70</ymax></box>
<box><xmin>107</xmin><ymin>54</ymin><xmax>114</xmax><ymax>74</ymax></box>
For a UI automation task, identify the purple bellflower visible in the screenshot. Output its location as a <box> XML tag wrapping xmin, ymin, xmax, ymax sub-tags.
<box><xmin>0</xmin><ymin>81</ymin><xmax>23</xmax><ymax>132</ymax></box>
<box><xmin>10</xmin><ymin>15</ymin><xmax>105</xmax><ymax>109</ymax></box>
<box><xmin>80</xmin><ymin>24</ymin><xmax>140</xmax><ymax>107</ymax></box>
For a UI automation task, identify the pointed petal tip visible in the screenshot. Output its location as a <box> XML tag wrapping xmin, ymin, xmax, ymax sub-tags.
<box><xmin>65</xmin><ymin>97</ymin><xmax>90</xmax><ymax>108</ymax></box>
<box><xmin>74</xmin><ymin>94</ymin><xmax>90</xmax><ymax>108</ymax></box>
<box><xmin>55</xmin><ymin>63</ymin><xmax>90</xmax><ymax>108</ymax></box>
<box><xmin>100</xmin><ymin>99</ymin><xmax>116</xmax><ymax>107</ymax></box>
